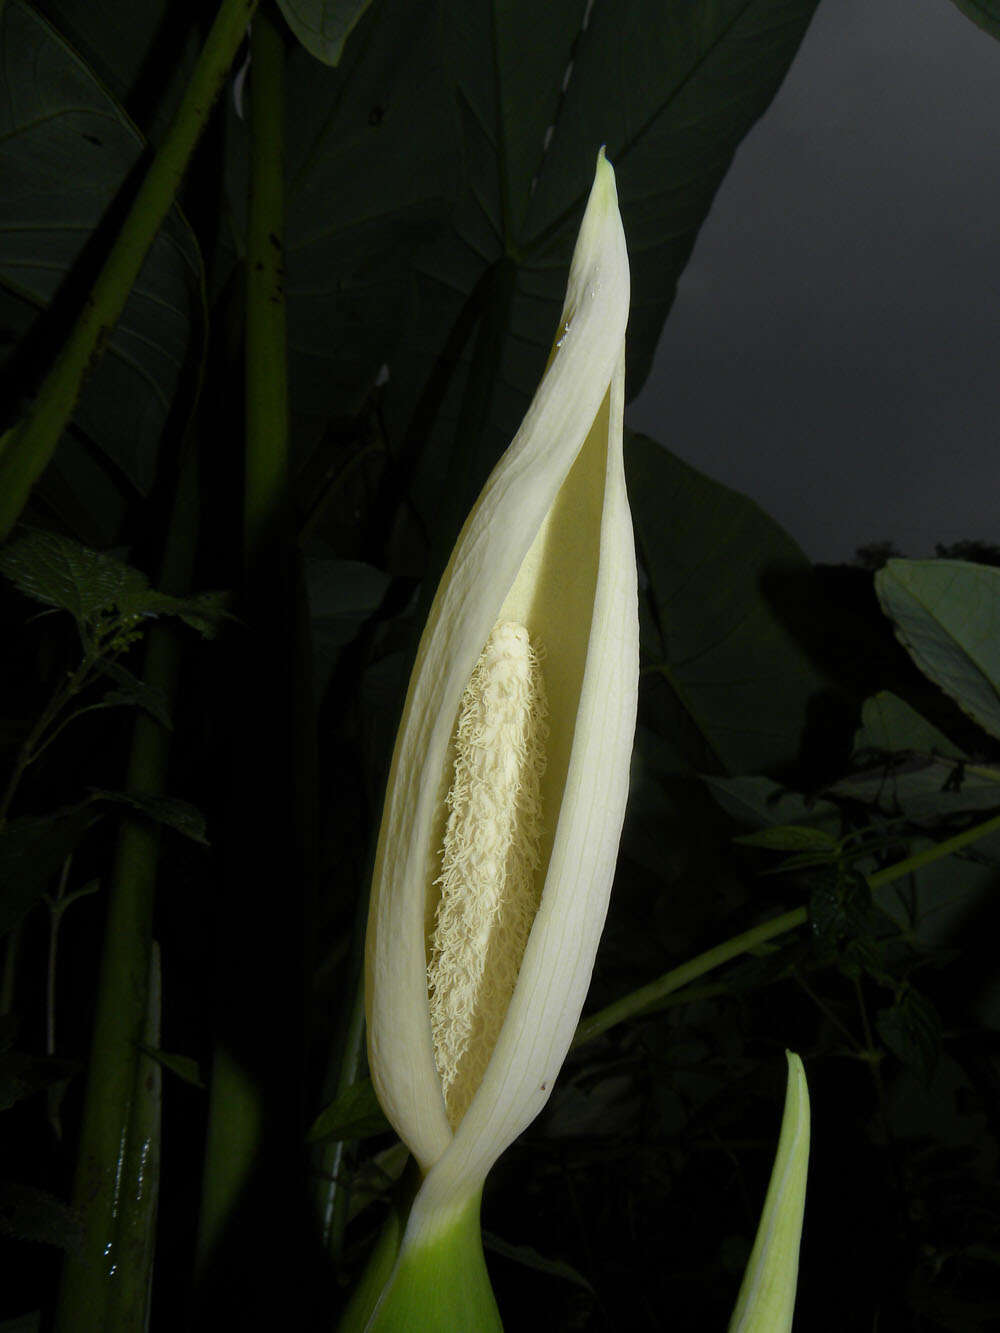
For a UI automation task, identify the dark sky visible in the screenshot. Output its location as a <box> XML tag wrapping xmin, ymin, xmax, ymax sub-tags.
<box><xmin>626</xmin><ymin>0</ymin><xmax>1000</xmax><ymax>565</ymax></box>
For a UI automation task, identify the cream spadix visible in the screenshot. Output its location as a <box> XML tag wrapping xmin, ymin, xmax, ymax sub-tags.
<box><xmin>357</xmin><ymin>149</ymin><xmax>636</xmax><ymax>1329</ymax></box>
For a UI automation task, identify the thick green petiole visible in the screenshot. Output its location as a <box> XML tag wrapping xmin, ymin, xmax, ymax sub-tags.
<box><xmin>341</xmin><ymin>1178</ymin><xmax>501</xmax><ymax>1333</ymax></box>
<box><xmin>55</xmin><ymin>456</ymin><xmax>199</xmax><ymax>1332</ymax></box>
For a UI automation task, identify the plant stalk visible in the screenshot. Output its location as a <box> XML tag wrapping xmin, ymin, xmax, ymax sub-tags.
<box><xmin>193</xmin><ymin>12</ymin><xmax>313</xmax><ymax>1320</ymax></box>
<box><xmin>54</xmin><ymin>453</ymin><xmax>200</xmax><ymax>1331</ymax></box>
<box><xmin>0</xmin><ymin>0</ymin><xmax>259</xmax><ymax>539</ymax></box>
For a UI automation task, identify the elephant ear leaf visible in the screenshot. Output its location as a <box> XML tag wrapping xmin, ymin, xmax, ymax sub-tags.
<box><xmin>728</xmin><ymin>1052</ymin><xmax>810</xmax><ymax>1333</ymax></box>
<box><xmin>875</xmin><ymin>560</ymin><xmax>1000</xmax><ymax>742</ymax></box>
<box><xmin>0</xmin><ymin>0</ymin><xmax>203</xmax><ymax>500</ymax></box>
<box><xmin>275</xmin><ymin>0</ymin><xmax>375</xmax><ymax>65</ymax></box>
<box><xmin>944</xmin><ymin>0</ymin><xmax>1000</xmax><ymax>41</ymax></box>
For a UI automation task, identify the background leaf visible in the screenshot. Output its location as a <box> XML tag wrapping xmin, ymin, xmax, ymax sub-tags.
<box><xmin>876</xmin><ymin>560</ymin><xmax>1000</xmax><ymax>741</ymax></box>
<box><xmin>0</xmin><ymin>807</ymin><xmax>102</xmax><ymax>938</ymax></box>
<box><xmin>628</xmin><ymin>432</ymin><xmax>839</xmax><ymax>775</ymax></box>
<box><xmin>90</xmin><ymin>790</ymin><xmax>209</xmax><ymax>844</ymax></box>
<box><xmin>0</xmin><ymin>0</ymin><xmax>204</xmax><ymax>495</ymax></box>
<box><xmin>276</xmin><ymin>0</ymin><xmax>375</xmax><ymax>66</ymax></box>
<box><xmin>380</xmin><ymin>0</ymin><xmax>822</xmax><ymax>538</ymax></box>
<box><xmin>945</xmin><ymin>0</ymin><xmax>1000</xmax><ymax>40</ymax></box>
<box><xmin>853</xmin><ymin>690</ymin><xmax>966</xmax><ymax>760</ymax></box>
<box><xmin>306</xmin><ymin>1078</ymin><xmax>390</xmax><ymax>1142</ymax></box>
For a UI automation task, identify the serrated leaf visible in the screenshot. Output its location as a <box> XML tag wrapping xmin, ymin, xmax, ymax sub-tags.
<box><xmin>0</xmin><ymin>1180</ymin><xmax>83</xmax><ymax>1254</ymax></box>
<box><xmin>0</xmin><ymin>530</ymin><xmax>148</xmax><ymax>627</ymax></box>
<box><xmin>808</xmin><ymin>866</ymin><xmax>875</xmax><ymax>956</ymax></box>
<box><xmin>276</xmin><ymin>0</ymin><xmax>374</xmax><ymax>65</ymax></box>
<box><xmin>735</xmin><ymin>825</ymin><xmax>839</xmax><ymax>853</ymax></box>
<box><xmin>0</xmin><ymin>806</ymin><xmax>101</xmax><ymax>938</ymax></box>
<box><xmin>306</xmin><ymin>1078</ymin><xmax>391</xmax><ymax>1143</ymax></box>
<box><xmin>98</xmin><ymin>684</ymin><xmax>173</xmax><ymax>730</ymax></box>
<box><xmin>167</xmin><ymin>589</ymin><xmax>233</xmax><ymax>640</ymax></box>
<box><xmin>876</xmin><ymin>987</ymin><xmax>943</xmax><ymax>1085</ymax></box>
<box><xmin>137</xmin><ymin>1045</ymin><xmax>204</xmax><ymax>1090</ymax></box>
<box><xmin>90</xmin><ymin>790</ymin><xmax>208</xmax><ymax>845</ymax></box>
<box><xmin>875</xmin><ymin>560</ymin><xmax>1000</xmax><ymax>742</ymax></box>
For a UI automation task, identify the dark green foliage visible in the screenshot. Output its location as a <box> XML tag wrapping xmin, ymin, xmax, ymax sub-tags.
<box><xmin>307</xmin><ymin>1079</ymin><xmax>390</xmax><ymax>1143</ymax></box>
<box><xmin>2</xmin><ymin>0</ymin><xmax>999</xmax><ymax>1329</ymax></box>
<box><xmin>876</xmin><ymin>986</ymin><xmax>943</xmax><ymax>1085</ymax></box>
<box><xmin>0</xmin><ymin>808</ymin><xmax>101</xmax><ymax>938</ymax></box>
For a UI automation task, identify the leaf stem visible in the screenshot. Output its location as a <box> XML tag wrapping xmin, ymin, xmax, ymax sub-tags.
<box><xmin>0</xmin><ymin>0</ymin><xmax>259</xmax><ymax>538</ymax></box>
<box><xmin>574</xmin><ymin>805</ymin><xmax>1000</xmax><ymax>1048</ymax></box>
<box><xmin>54</xmin><ymin>454</ymin><xmax>200</xmax><ymax>1332</ymax></box>
<box><xmin>0</xmin><ymin>659</ymin><xmax>92</xmax><ymax>826</ymax></box>
<box><xmin>571</xmin><ymin>907</ymin><xmax>807</xmax><ymax>1049</ymax></box>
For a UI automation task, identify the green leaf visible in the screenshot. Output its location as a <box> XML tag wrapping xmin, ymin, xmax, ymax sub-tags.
<box><xmin>808</xmin><ymin>864</ymin><xmax>878</xmax><ymax>968</ymax></box>
<box><xmin>629</xmin><ymin>435</ymin><xmax>839</xmax><ymax>775</ymax></box>
<box><xmin>90</xmin><ymin>790</ymin><xmax>209</xmax><ymax>844</ymax></box>
<box><xmin>36</xmin><ymin>0</ymin><xmax>199</xmax><ymax>143</ymax></box>
<box><xmin>853</xmin><ymin>690</ymin><xmax>966</xmax><ymax>760</ymax></box>
<box><xmin>0</xmin><ymin>531</ymin><xmax>230</xmax><ymax>648</ymax></box>
<box><xmin>482</xmin><ymin>1232</ymin><xmax>594</xmax><ymax>1294</ymax></box>
<box><xmin>306</xmin><ymin>557</ymin><xmax>392</xmax><ymax>696</ymax></box>
<box><xmin>702</xmin><ymin>776</ymin><xmax>840</xmax><ymax>833</ymax></box>
<box><xmin>276</xmin><ymin>0</ymin><xmax>374</xmax><ymax>65</ymax></box>
<box><xmin>0</xmin><ymin>0</ymin><xmax>204</xmax><ymax>494</ymax></box>
<box><xmin>0</xmin><ymin>1313</ymin><xmax>41</xmax><ymax>1333</ymax></box>
<box><xmin>0</xmin><ymin>1180</ymin><xmax>83</xmax><ymax>1254</ymax></box>
<box><xmin>827</xmin><ymin>756</ymin><xmax>1000</xmax><ymax>823</ymax></box>
<box><xmin>876</xmin><ymin>987</ymin><xmax>943</xmax><ymax>1085</ymax></box>
<box><xmin>735</xmin><ymin>825</ymin><xmax>839</xmax><ymax>853</ymax></box>
<box><xmin>945</xmin><ymin>0</ymin><xmax>1000</xmax><ymax>40</ymax></box>
<box><xmin>164</xmin><ymin>589</ymin><xmax>233</xmax><ymax>640</ymax></box>
<box><xmin>137</xmin><ymin>1045</ymin><xmax>205</xmax><ymax>1090</ymax></box>
<box><xmin>306</xmin><ymin>1078</ymin><xmax>391</xmax><ymax>1143</ymax></box>
<box><xmin>238</xmin><ymin>0</ymin><xmax>461</xmax><ymax>421</ymax></box>
<box><xmin>875</xmin><ymin>560</ymin><xmax>1000</xmax><ymax>742</ymax></box>
<box><xmin>0</xmin><ymin>530</ymin><xmax>147</xmax><ymax>627</ymax></box>
<box><xmin>384</xmin><ymin>0</ymin><xmax>821</xmax><ymax>537</ymax></box>
<box><xmin>96</xmin><ymin>662</ymin><xmax>173</xmax><ymax>730</ymax></box>
<box><xmin>0</xmin><ymin>1047</ymin><xmax>79</xmax><ymax>1112</ymax></box>
<box><xmin>0</xmin><ymin>806</ymin><xmax>102</xmax><ymax>938</ymax></box>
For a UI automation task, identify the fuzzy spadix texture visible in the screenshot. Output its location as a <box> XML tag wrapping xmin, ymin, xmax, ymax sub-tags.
<box><xmin>428</xmin><ymin>622</ymin><xmax>548</xmax><ymax>1127</ymax></box>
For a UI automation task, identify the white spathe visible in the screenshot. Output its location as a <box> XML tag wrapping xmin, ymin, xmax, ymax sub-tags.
<box><xmin>365</xmin><ymin>149</ymin><xmax>637</xmax><ymax>1240</ymax></box>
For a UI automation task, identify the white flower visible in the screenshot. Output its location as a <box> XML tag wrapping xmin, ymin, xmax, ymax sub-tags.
<box><xmin>357</xmin><ymin>149</ymin><xmax>637</xmax><ymax>1328</ymax></box>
